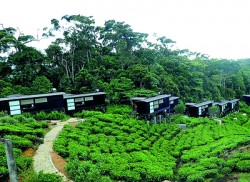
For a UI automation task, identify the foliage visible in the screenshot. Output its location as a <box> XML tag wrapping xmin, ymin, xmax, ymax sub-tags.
<box><xmin>106</xmin><ymin>105</ymin><xmax>132</xmax><ymax>116</ymax></box>
<box><xmin>31</xmin><ymin>76</ymin><xmax>52</xmax><ymax>94</ymax></box>
<box><xmin>0</xmin><ymin>115</ymin><xmax>49</xmax><ymax>180</ymax></box>
<box><xmin>0</xmin><ymin>115</ymin><xmax>48</xmax><ymax>180</ymax></box>
<box><xmin>1</xmin><ymin>16</ymin><xmax>250</xmax><ymax>103</ymax></box>
<box><xmin>208</xmin><ymin>105</ymin><xmax>220</xmax><ymax>118</ymax></box>
<box><xmin>174</xmin><ymin>100</ymin><xmax>186</xmax><ymax>114</ymax></box>
<box><xmin>54</xmin><ymin>110</ymin><xmax>250</xmax><ymax>181</ymax></box>
<box><xmin>20</xmin><ymin>168</ymin><xmax>63</xmax><ymax>182</ymax></box>
<box><xmin>23</xmin><ymin>111</ymin><xmax>69</xmax><ymax>121</ymax></box>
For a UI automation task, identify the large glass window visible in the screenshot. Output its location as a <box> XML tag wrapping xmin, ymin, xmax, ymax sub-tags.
<box><xmin>35</xmin><ymin>98</ymin><xmax>47</xmax><ymax>103</ymax></box>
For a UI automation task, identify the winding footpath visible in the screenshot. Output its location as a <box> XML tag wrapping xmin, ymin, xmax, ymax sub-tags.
<box><xmin>33</xmin><ymin>118</ymin><xmax>81</xmax><ymax>182</ymax></box>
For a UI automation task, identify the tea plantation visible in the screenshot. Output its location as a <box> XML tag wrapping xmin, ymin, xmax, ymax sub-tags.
<box><xmin>54</xmin><ymin>108</ymin><xmax>250</xmax><ymax>182</ymax></box>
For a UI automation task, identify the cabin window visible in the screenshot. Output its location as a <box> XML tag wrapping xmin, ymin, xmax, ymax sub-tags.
<box><xmin>9</xmin><ymin>101</ymin><xmax>21</xmax><ymax>115</ymax></box>
<box><xmin>198</xmin><ymin>107</ymin><xmax>202</xmax><ymax>115</ymax></box>
<box><xmin>85</xmin><ymin>96</ymin><xmax>93</xmax><ymax>101</ymax></box>
<box><xmin>75</xmin><ymin>97</ymin><xmax>85</xmax><ymax>106</ymax></box>
<box><xmin>21</xmin><ymin>99</ymin><xmax>34</xmax><ymax>105</ymax></box>
<box><xmin>153</xmin><ymin>100</ymin><xmax>159</xmax><ymax>109</ymax></box>
<box><xmin>67</xmin><ymin>99</ymin><xmax>75</xmax><ymax>110</ymax></box>
<box><xmin>35</xmin><ymin>98</ymin><xmax>47</xmax><ymax>103</ymax></box>
<box><xmin>159</xmin><ymin>99</ymin><xmax>164</xmax><ymax>104</ymax></box>
<box><xmin>9</xmin><ymin>101</ymin><xmax>20</xmax><ymax>106</ymax></box>
<box><xmin>150</xmin><ymin>102</ymin><xmax>154</xmax><ymax>113</ymax></box>
<box><xmin>170</xmin><ymin>100</ymin><xmax>174</xmax><ymax>104</ymax></box>
<box><xmin>75</xmin><ymin>97</ymin><xmax>84</xmax><ymax>102</ymax></box>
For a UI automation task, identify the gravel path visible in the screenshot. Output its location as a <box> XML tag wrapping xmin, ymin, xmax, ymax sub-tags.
<box><xmin>33</xmin><ymin>118</ymin><xmax>81</xmax><ymax>182</ymax></box>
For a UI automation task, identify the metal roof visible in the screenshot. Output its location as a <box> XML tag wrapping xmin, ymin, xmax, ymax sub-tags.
<box><xmin>243</xmin><ymin>95</ymin><xmax>250</xmax><ymax>97</ymax></box>
<box><xmin>185</xmin><ymin>103</ymin><xmax>196</xmax><ymax>106</ymax></box>
<box><xmin>131</xmin><ymin>97</ymin><xmax>147</xmax><ymax>101</ymax></box>
<box><xmin>141</xmin><ymin>94</ymin><xmax>171</xmax><ymax>103</ymax></box>
<box><xmin>229</xmin><ymin>99</ymin><xmax>239</xmax><ymax>103</ymax></box>
<box><xmin>0</xmin><ymin>92</ymin><xmax>66</xmax><ymax>102</ymax></box>
<box><xmin>187</xmin><ymin>101</ymin><xmax>213</xmax><ymax>108</ymax></box>
<box><xmin>63</xmin><ymin>92</ymin><xmax>106</xmax><ymax>99</ymax></box>
<box><xmin>214</xmin><ymin>100</ymin><xmax>230</xmax><ymax>106</ymax></box>
<box><xmin>170</xmin><ymin>96</ymin><xmax>179</xmax><ymax>101</ymax></box>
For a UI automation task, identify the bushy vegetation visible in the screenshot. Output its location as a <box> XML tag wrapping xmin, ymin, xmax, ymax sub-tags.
<box><xmin>0</xmin><ymin>115</ymin><xmax>62</xmax><ymax>181</ymax></box>
<box><xmin>23</xmin><ymin>111</ymin><xmax>69</xmax><ymax>121</ymax></box>
<box><xmin>54</xmin><ymin>109</ymin><xmax>250</xmax><ymax>182</ymax></box>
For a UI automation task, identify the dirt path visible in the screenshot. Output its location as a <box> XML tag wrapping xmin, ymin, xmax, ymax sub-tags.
<box><xmin>33</xmin><ymin>118</ymin><xmax>82</xmax><ymax>182</ymax></box>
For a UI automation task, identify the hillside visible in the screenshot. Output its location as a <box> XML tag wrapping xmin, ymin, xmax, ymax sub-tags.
<box><xmin>53</xmin><ymin>106</ymin><xmax>250</xmax><ymax>182</ymax></box>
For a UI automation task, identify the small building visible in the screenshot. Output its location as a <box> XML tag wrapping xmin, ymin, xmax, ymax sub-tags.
<box><xmin>214</xmin><ymin>100</ymin><xmax>230</xmax><ymax>117</ymax></box>
<box><xmin>0</xmin><ymin>92</ymin><xmax>65</xmax><ymax>116</ymax></box>
<box><xmin>169</xmin><ymin>96</ymin><xmax>179</xmax><ymax>113</ymax></box>
<box><xmin>243</xmin><ymin>95</ymin><xmax>250</xmax><ymax>105</ymax></box>
<box><xmin>131</xmin><ymin>94</ymin><xmax>171</xmax><ymax>119</ymax></box>
<box><xmin>185</xmin><ymin>101</ymin><xmax>214</xmax><ymax>117</ymax></box>
<box><xmin>228</xmin><ymin>99</ymin><xmax>239</xmax><ymax>112</ymax></box>
<box><xmin>63</xmin><ymin>92</ymin><xmax>106</xmax><ymax>115</ymax></box>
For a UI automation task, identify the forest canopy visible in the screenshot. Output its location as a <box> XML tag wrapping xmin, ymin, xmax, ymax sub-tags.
<box><xmin>1</xmin><ymin>15</ymin><xmax>250</xmax><ymax>103</ymax></box>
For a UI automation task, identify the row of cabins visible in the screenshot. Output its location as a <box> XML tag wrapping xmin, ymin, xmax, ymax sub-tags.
<box><xmin>0</xmin><ymin>92</ymin><xmax>106</xmax><ymax>116</ymax></box>
<box><xmin>185</xmin><ymin>99</ymin><xmax>239</xmax><ymax>117</ymax></box>
<box><xmin>0</xmin><ymin>91</ymin><xmax>246</xmax><ymax>118</ymax></box>
<box><xmin>131</xmin><ymin>94</ymin><xmax>240</xmax><ymax>118</ymax></box>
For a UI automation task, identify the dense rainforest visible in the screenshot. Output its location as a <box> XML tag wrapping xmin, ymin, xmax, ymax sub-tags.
<box><xmin>1</xmin><ymin>15</ymin><xmax>250</xmax><ymax>103</ymax></box>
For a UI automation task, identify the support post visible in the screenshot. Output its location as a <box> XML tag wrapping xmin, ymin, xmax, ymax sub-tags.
<box><xmin>154</xmin><ymin>116</ymin><xmax>157</xmax><ymax>124</ymax></box>
<box><xmin>159</xmin><ymin>115</ymin><xmax>162</xmax><ymax>123</ymax></box>
<box><xmin>4</xmin><ymin>139</ymin><xmax>18</xmax><ymax>182</ymax></box>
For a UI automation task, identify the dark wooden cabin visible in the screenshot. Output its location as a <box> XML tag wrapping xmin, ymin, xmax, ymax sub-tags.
<box><xmin>214</xmin><ymin>100</ymin><xmax>230</xmax><ymax>117</ymax></box>
<box><xmin>63</xmin><ymin>92</ymin><xmax>106</xmax><ymax>115</ymax></box>
<box><xmin>131</xmin><ymin>94</ymin><xmax>171</xmax><ymax>118</ymax></box>
<box><xmin>185</xmin><ymin>101</ymin><xmax>213</xmax><ymax>117</ymax></box>
<box><xmin>169</xmin><ymin>96</ymin><xmax>179</xmax><ymax>113</ymax></box>
<box><xmin>0</xmin><ymin>92</ymin><xmax>65</xmax><ymax>116</ymax></box>
<box><xmin>243</xmin><ymin>95</ymin><xmax>250</xmax><ymax>105</ymax></box>
<box><xmin>228</xmin><ymin>99</ymin><xmax>239</xmax><ymax>112</ymax></box>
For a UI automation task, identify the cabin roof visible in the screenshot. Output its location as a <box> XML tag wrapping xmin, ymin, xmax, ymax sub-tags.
<box><xmin>194</xmin><ymin>101</ymin><xmax>214</xmax><ymax>107</ymax></box>
<box><xmin>243</xmin><ymin>95</ymin><xmax>250</xmax><ymax>97</ymax></box>
<box><xmin>63</xmin><ymin>92</ymin><xmax>106</xmax><ymax>99</ymax></box>
<box><xmin>131</xmin><ymin>97</ymin><xmax>147</xmax><ymax>101</ymax></box>
<box><xmin>229</xmin><ymin>99</ymin><xmax>239</xmax><ymax>103</ymax></box>
<box><xmin>185</xmin><ymin>103</ymin><xmax>195</xmax><ymax>106</ymax></box>
<box><xmin>141</xmin><ymin>94</ymin><xmax>171</xmax><ymax>102</ymax></box>
<box><xmin>0</xmin><ymin>92</ymin><xmax>66</xmax><ymax>102</ymax></box>
<box><xmin>170</xmin><ymin>96</ymin><xmax>179</xmax><ymax>101</ymax></box>
<box><xmin>186</xmin><ymin>101</ymin><xmax>213</xmax><ymax>108</ymax></box>
<box><xmin>214</xmin><ymin>100</ymin><xmax>230</xmax><ymax>106</ymax></box>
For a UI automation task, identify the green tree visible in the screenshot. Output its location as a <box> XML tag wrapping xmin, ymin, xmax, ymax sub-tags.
<box><xmin>32</xmin><ymin>76</ymin><xmax>52</xmax><ymax>94</ymax></box>
<box><xmin>208</xmin><ymin>105</ymin><xmax>220</xmax><ymax>118</ymax></box>
<box><xmin>174</xmin><ymin>100</ymin><xmax>186</xmax><ymax>114</ymax></box>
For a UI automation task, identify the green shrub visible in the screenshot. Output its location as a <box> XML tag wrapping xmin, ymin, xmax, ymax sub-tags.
<box><xmin>16</xmin><ymin>156</ymin><xmax>33</xmax><ymax>172</ymax></box>
<box><xmin>106</xmin><ymin>105</ymin><xmax>132</xmax><ymax>116</ymax></box>
<box><xmin>187</xmin><ymin>173</ymin><xmax>205</xmax><ymax>182</ymax></box>
<box><xmin>35</xmin><ymin>171</ymin><xmax>63</xmax><ymax>182</ymax></box>
<box><xmin>74</xmin><ymin>111</ymin><xmax>103</xmax><ymax>118</ymax></box>
<box><xmin>236</xmin><ymin>160</ymin><xmax>250</xmax><ymax>172</ymax></box>
<box><xmin>34</xmin><ymin>112</ymin><xmax>47</xmax><ymax>120</ymax></box>
<box><xmin>3</xmin><ymin>135</ymin><xmax>32</xmax><ymax>149</ymax></box>
<box><xmin>0</xmin><ymin>111</ymin><xmax>8</xmax><ymax>117</ymax></box>
<box><xmin>47</xmin><ymin>111</ymin><xmax>69</xmax><ymax>120</ymax></box>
